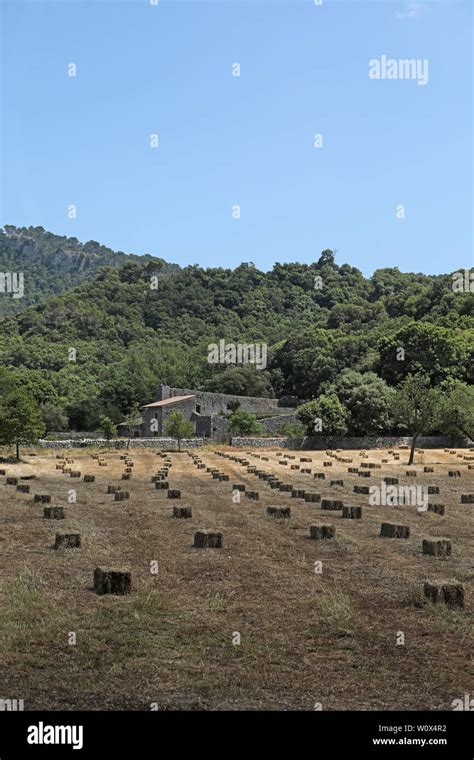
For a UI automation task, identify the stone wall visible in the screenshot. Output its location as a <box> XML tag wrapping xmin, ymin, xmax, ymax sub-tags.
<box><xmin>157</xmin><ymin>384</ymin><xmax>294</xmax><ymax>416</ymax></box>
<box><xmin>44</xmin><ymin>431</ymin><xmax>103</xmax><ymax>440</ymax></box>
<box><xmin>259</xmin><ymin>414</ymin><xmax>300</xmax><ymax>434</ymax></box>
<box><xmin>38</xmin><ymin>438</ymin><xmax>205</xmax><ymax>450</ymax></box>
<box><xmin>231</xmin><ymin>435</ymin><xmax>472</xmax><ymax>450</ymax></box>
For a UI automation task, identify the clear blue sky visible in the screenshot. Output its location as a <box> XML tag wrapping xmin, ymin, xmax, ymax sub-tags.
<box><xmin>1</xmin><ymin>0</ymin><xmax>472</xmax><ymax>275</ymax></box>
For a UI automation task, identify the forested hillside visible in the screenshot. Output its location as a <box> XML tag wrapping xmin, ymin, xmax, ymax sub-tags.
<box><xmin>0</xmin><ymin>232</ymin><xmax>472</xmax><ymax>433</ymax></box>
<box><xmin>0</xmin><ymin>225</ymin><xmax>177</xmax><ymax>314</ymax></box>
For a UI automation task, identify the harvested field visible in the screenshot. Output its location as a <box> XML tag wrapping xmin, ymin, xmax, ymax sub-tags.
<box><xmin>0</xmin><ymin>445</ymin><xmax>472</xmax><ymax>711</ymax></box>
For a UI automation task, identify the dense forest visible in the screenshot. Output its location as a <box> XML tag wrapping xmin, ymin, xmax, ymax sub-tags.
<box><xmin>0</xmin><ymin>225</ymin><xmax>177</xmax><ymax>315</ymax></box>
<box><xmin>0</xmin><ymin>226</ymin><xmax>472</xmax><ymax>435</ymax></box>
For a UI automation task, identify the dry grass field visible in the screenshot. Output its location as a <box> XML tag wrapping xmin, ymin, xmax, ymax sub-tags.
<box><xmin>0</xmin><ymin>445</ymin><xmax>472</xmax><ymax>711</ymax></box>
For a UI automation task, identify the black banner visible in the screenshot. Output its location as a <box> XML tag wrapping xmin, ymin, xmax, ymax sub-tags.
<box><xmin>0</xmin><ymin>710</ymin><xmax>472</xmax><ymax>758</ymax></box>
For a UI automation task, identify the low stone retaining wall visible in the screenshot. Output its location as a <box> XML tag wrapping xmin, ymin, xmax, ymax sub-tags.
<box><xmin>259</xmin><ymin>414</ymin><xmax>300</xmax><ymax>433</ymax></box>
<box><xmin>38</xmin><ymin>438</ymin><xmax>205</xmax><ymax>450</ymax></box>
<box><xmin>37</xmin><ymin>435</ymin><xmax>471</xmax><ymax>451</ymax></box>
<box><xmin>231</xmin><ymin>436</ymin><xmax>471</xmax><ymax>450</ymax></box>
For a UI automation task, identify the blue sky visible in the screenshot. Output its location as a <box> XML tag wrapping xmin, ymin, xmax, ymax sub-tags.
<box><xmin>1</xmin><ymin>0</ymin><xmax>472</xmax><ymax>275</ymax></box>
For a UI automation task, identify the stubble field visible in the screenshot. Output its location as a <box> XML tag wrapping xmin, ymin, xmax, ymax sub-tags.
<box><xmin>0</xmin><ymin>445</ymin><xmax>472</xmax><ymax>711</ymax></box>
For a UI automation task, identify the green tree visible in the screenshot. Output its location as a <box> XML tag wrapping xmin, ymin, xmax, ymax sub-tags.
<box><xmin>437</xmin><ymin>381</ymin><xmax>474</xmax><ymax>440</ymax></box>
<box><xmin>123</xmin><ymin>402</ymin><xmax>142</xmax><ymax>439</ymax></box>
<box><xmin>40</xmin><ymin>402</ymin><xmax>68</xmax><ymax>434</ymax></box>
<box><xmin>392</xmin><ymin>374</ymin><xmax>440</xmax><ymax>465</ymax></box>
<box><xmin>326</xmin><ymin>370</ymin><xmax>395</xmax><ymax>434</ymax></box>
<box><xmin>226</xmin><ymin>399</ymin><xmax>241</xmax><ymax>415</ymax></box>
<box><xmin>0</xmin><ymin>389</ymin><xmax>45</xmax><ymax>459</ymax></box>
<box><xmin>165</xmin><ymin>411</ymin><xmax>194</xmax><ymax>451</ymax></box>
<box><xmin>229</xmin><ymin>410</ymin><xmax>262</xmax><ymax>436</ymax></box>
<box><xmin>202</xmin><ymin>366</ymin><xmax>273</xmax><ymax>397</ymax></box>
<box><xmin>100</xmin><ymin>415</ymin><xmax>117</xmax><ymax>443</ymax></box>
<box><xmin>378</xmin><ymin>323</ymin><xmax>470</xmax><ymax>386</ymax></box>
<box><xmin>279</xmin><ymin>421</ymin><xmax>305</xmax><ymax>438</ymax></box>
<box><xmin>296</xmin><ymin>394</ymin><xmax>349</xmax><ymax>436</ymax></box>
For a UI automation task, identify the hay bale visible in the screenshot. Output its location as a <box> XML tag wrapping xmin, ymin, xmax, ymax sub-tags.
<box><xmin>348</xmin><ymin>467</ymin><xmax>358</xmax><ymax>473</ymax></box>
<box><xmin>269</xmin><ymin>480</ymin><xmax>281</xmax><ymax>489</ymax></box>
<box><xmin>43</xmin><ymin>506</ymin><xmax>65</xmax><ymax>519</ymax></box>
<box><xmin>353</xmin><ymin>485</ymin><xmax>370</xmax><ymax>494</ymax></box>
<box><xmin>380</xmin><ymin>522</ymin><xmax>410</xmax><ymax>538</ymax></box>
<box><xmin>304</xmin><ymin>493</ymin><xmax>321</xmax><ymax>503</ymax></box>
<box><xmin>107</xmin><ymin>485</ymin><xmax>120</xmax><ymax>494</ymax></box>
<box><xmin>291</xmin><ymin>489</ymin><xmax>306</xmax><ymax>499</ymax></box>
<box><xmin>219</xmin><ymin>474</ymin><xmax>230</xmax><ymax>481</ymax></box>
<box><xmin>16</xmin><ymin>484</ymin><xmax>30</xmax><ymax>493</ymax></box>
<box><xmin>424</xmin><ymin>467</ymin><xmax>434</xmax><ymax>473</ymax></box>
<box><xmin>94</xmin><ymin>567</ymin><xmax>132</xmax><ymax>595</ymax></box>
<box><xmin>155</xmin><ymin>481</ymin><xmax>169</xmax><ymax>490</ymax></box>
<box><xmin>406</xmin><ymin>471</ymin><xmax>417</xmax><ymax>477</ymax></box>
<box><xmin>54</xmin><ymin>533</ymin><xmax>81</xmax><ymax>549</ymax></box>
<box><xmin>279</xmin><ymin>483</ymin><xmax>293</xmax><ymax>492</ymax></box>
<box><xmin>428</xmin><ymin>503</ymin><xmax>445</xmax><ymax>515</ymax></box>
<box><xmin>321</xmin><ymin>499</ymin><xmax>343</xmax><ymax>511</ymax></box>
<box><xmin>84</xmin><ymin>475</ymin><xmax>95</xmax><ymax>482</ymax></box>
<box><xmin>309</xmin><ymin>524</ymin><xmax>335</xmax><ymax>540</ymax></box>
<box><xmin>6</xmin><ymin>477</ymin><xmax>18</xmax><ymax>485</ymax></box>
<box><xmin>314</xmin><ymin>473</ymin><xmax>325</xmax><ymax>480</ymax></box>
<box><xmin>114</xmin><ymin>491</ymin><xmax>130</xmax><ymax>501</ymax></box>
<box><xmin>173</xmin><ymin>506</ymin><xmax>192</xmax><ymax>518</ymax></box>
<box><xmin>267</xmin><ymin>506</ymin><xmax>291</xmax><ymax>519</ymax></box>
<box><xmin>233</xmin><ymin>483</ymin><xmax>246</xmax><ymax>491</ymax></box>
<box><xmin>358</xmin><ymin>471</ymin><xmax>371</xmax><ymax>478</ymax></box>
<box><xmin>167</xmin><ymin>489</ymin><xmax>181</xmax><ymax>499</ymax></box>
<box><xmin>279</xmin><ymin>460</ymin><xmax>288</xmax><ymax>466</ymax></box>
<box><xmin>383</xmin><ymin>477</ymin><xmax>398</xmax><ymax>485</ymax></box>
<box><xmin>323</xmin><ymin>462</ymin><xmax>333</xmax><ymax>467</ymax></box>
<box><xmin>193</xmin><ymin>530</ymin><xmax>223</xmax><ymax>548</ymax></box>
<box><xmin>122</xmin><ymin>473</ymin><xmax>131</xmax><ymax>480</ymax></box>
<box><xmin>460</xmin><ymin>494</ymin><xmax>474</xmax><ymax>504</ymax></box>
<box><xmin>245</xmin><ymin>491</ymin><xmax>259</xmax><ymax>500</ymax></box>
<box><xmin>300</xmin><ymin>468</ymin><xmax>312</xmax><ymax>474</ymax></box>
<box><xmin>428</xmin><ymin>486</ymin><xmax>440</xmax><ymax>495</ymax></box>
<box><xmin>423</xmin><ymin>580</ymin><xmax>464</xmax><ymax>608</ymax></box>
<box><xmin>342</xmin><ymin>506</ymin><xmax>362</xmax><ymax>519</ymax></box>
<box><xmin>70</xmin><ymin>471</ymin><xmax>81</xmax><ymax>478</ymax></box>
<box><xmin>330</xmin><ymin>480</ymin><xmax>344</xmax><ymax>487</ymax></box>
<box><xmin>448</xmin><ymin>471</ymin><xmax>461</xmax><ymax>478</ymax></box>
<box><xmin>34</xmin><ymin>494</ymin><xmax>51</xmax><ymax>503</ymax></box>
<box><xmin>422</xmin><ymin>538</ymin><xmax>451</xmax><ymax>557</ymax></box>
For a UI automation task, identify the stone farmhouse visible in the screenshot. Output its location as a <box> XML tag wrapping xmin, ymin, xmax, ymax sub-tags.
<box><xmin>117</xmin><ymin>384</ymin><xmax>298</xmax><ymax>441</ymax></box>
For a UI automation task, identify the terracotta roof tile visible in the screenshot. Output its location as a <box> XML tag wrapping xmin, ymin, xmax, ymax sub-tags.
<box><xmin>142</xmin><ymin>395</ymin><xmax>195</xmax><ymax>409</ymax></box>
